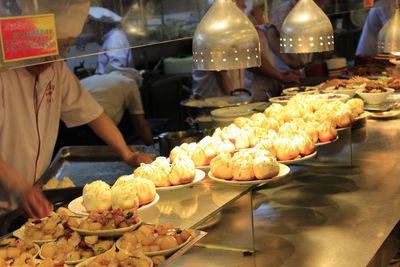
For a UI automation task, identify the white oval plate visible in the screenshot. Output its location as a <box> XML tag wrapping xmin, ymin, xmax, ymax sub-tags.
<box><xmin>370</xmin><ymin>110</ymin><xmax>400</xmax><ymax>119</ymax></box>
<box><xmin>116</xmin><ymin>234</ymin><xmax>192</xmax><ymax>257</ymax></box>
<box><xmin>278</xmin><ymin>151</ymin><xmax>318</xmax><ymax>165</ymax></box>
<box><xmin>13</xmin><ymin>226</ymin><xmax>56</xmax><ymax>245</ymax></box>
<box><xmin>156</xmin><ymin>169</ymin><xmax>205</xmax><ymax>192</ymax></box>
<box><xmin>207</xmin><ymin>163</ymin><xmax>290</xmax><ymax>186</ymax></box>
<box><xmin>269</xmin><ymin>96</ymin><xmax>292</xmax><ymax>104</ymax></box>
<box><xmin>282</xmin><ymin>86</ymin><xmax>319</xmax><ymax>96</ymax></box>
<box><xmin>75</xmin><ymin>251</ymin><xmax>153</xmax><ymax>267</ymax></box>
<box><xmin>316</xmin><ymin>136</ymin><xmax>339</xmax><ymax>147</ymax></box>
<box><xmin>39</xmin><ymin>242</ymin><xmax>94</xmax><ymax>265</ymax></box>
<box><xmin>70</xmin><ymin>219</ymin><xmax>141</xmax><ymax>237</ymax></box>
<box><xmin>68</xmin><ymin>194</ymin><xmax>159</xmax><ymax>217</ymax></box>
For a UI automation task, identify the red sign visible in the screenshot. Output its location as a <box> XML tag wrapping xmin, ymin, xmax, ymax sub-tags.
<box><xmin>364</xmin><ymin>0</ymin><xmax>374</xmax><ymax>8</ymax></box>
<box><xmin>0</xmin><ymin>14</ymin><xmax>58</xmax><ymax>62</ymax></box>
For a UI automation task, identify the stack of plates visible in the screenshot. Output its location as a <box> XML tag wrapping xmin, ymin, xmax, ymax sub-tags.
<box><xmin>210</xmin><ymin>102</ymin><xmax>269</xmax><ymax>126</ymax></box>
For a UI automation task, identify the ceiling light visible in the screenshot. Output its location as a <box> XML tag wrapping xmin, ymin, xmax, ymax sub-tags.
<box><xmin>378</xmin><ymin>9</ymin><xmax>400</xmax><ymax>55</ymax></box>
<box><xmin>280</xmin><ymin>0</ymin><xmax>334</xmax><ymax>54</ymax></box>
<box><xmin>192</xmin><ymin>0</ymin><xmax>261</xmax><ymax>71</ymax></box>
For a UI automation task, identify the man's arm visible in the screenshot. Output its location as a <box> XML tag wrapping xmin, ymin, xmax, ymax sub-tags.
<box><xmin>0</xmin><ymin>158</ymin><xmax>52</xmax><ymax>218</ymax></box>
<box><xmin>88</xmin><ymin>112</ymin><xmax>153</xmax><ymax>166</ymax></box>
<box><xmin>214</xmin><ymin>70</ymin><xmax>234</xmax><ymax>95</ymax></box>
<box><xmin>130</xmin><ymin>114</ymin><xmax>154</xmax><ymax>146</ymax></box>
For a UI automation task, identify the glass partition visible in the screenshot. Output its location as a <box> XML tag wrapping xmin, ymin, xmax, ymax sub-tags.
<box><xmin>0</xmin><ymin>0</ymin><xmax>376</xmax><ymax>70</ymax></box>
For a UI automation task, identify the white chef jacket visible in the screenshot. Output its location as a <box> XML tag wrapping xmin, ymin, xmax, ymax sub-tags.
<box><xmin>96</xmin><ymin>28</ymin><xmax>134</xmax><ymax>75</ymax></box>
<box><xmin>192</xmin><ymin>70</ymin><xmax>252</xmax><ymax>98</ymax></box>
<box><xmin>81</xmin><ymin>68</ymin><xmax>144</xmax><ymax>125</ymax></box>
<box><xmin>356</xmin><ymin>0</ymin><xmax>395</xmax><ymax>56</ymax></box>
<box><xmin>0</xmin><ymin>61</ymin><xmax>103</xmax><ymax>184</ymax></box>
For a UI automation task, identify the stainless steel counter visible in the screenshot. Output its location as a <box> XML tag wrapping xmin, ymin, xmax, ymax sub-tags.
<box><xmin>174</xmin><ymin>117</ymin><xmax>400</xmax><ymax>267</ymax></box>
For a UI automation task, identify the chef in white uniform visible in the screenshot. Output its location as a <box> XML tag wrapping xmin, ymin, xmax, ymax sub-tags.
<box><xmin>0</xmin><ymin>0</ymin><xmax>153</xmax><ymax>219</ymax></box>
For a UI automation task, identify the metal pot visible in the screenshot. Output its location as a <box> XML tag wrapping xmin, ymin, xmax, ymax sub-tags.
<box><xmin>157</xmin><ymin>130</ymin><xmax>204</xmax><ymax>156</ymax></box>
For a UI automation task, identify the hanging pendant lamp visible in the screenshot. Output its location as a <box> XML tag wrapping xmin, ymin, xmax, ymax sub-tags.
<box><xmin>280</xmin><ymin>0</ymin><xmax>334</xmax><ymax>54</ymax></box>
<box><xmin>192</xmin><ymin>0</ymin><xmax>261</xmax><ymax>71</ymax></box>
<box><xmin>378</xmin><ymin>9</ymin><xmax>400</xmax><ymax>56</ymax></box>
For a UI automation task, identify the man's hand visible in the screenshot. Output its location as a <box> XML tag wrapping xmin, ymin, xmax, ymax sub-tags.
<box><xmin>282</xmin><ymin>71</ymin><xmax>301</xmax><ymax>84</ymax></box>
<box><xmin>124</xmin><ymin>151</ymin><xmax>154</xmax><ymax>167</ymax></box>
<box><xmin>19</xmin><ymin>187</ymin><xmax>53</xmax><ymax>219</ymax></box>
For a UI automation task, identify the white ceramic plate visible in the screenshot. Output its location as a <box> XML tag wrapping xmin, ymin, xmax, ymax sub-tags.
<box><xmin>75</xmin><ymin>251</ymin><xmax>153</xmax><ymax>267</ymax></box>
<box><xmin>70</xmin><ymin>219</ymin><xmax>141</xmax><ymax>237</ymax></box>
<box><xmin>13</xmin><ymin>226</ymin><xmax>56</xmax><ymax>245</ymax></box>
<box><xmin>207</xmin><ymin>163</ymin><xmax>290</xmax><ymax>186</ymax></box>
<box><xmin>369</xmin><ymin>110</ymin><xmax>400</xmax><ymax>119</ymax></box>
<box><xmin>39</xmin><ymin>242</ymin><xmax>97</xmax><ymax>265</ymax></box>
<box><xmin>68</xmin><ymin>194</ymin><xmax>160</xmax><ymax>217</ymax></box>
<box><xmin>210</xmin><ymin>102</ymin><xmax>268</xmax><ymax>118</ymax></box>
<box><xmin>116</xmin><ymin>233</ymin><xmax>192</xmax><ymax>257</ymax></box>
<box><xmin>282</xmin><ymin>86</ymin><xmax>319</xmax><ymax>96</ymax></box>
<box><xmin>316</xmin><ymin>136</ymin><xmax>339</xmax><ymax>147</ymax></box>
<box><xmin>278</xmin><ymin>151</ymin><xmax>317</xmax><ymax>165</ymax></box>
<box><xmin>269</xmin><ymin>96</ymin><xmax>292</xmax><ymax>104</ymax></box>
<box><xmin>156</xmin><ymin>169</ymin><xmax>205</xmax><ymax>192</ymax></box>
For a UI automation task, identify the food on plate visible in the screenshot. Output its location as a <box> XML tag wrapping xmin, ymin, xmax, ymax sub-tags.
<box><xmin>40</xmin><ymin>232</ymin><xmax>114</xmax><ymax>262</ymax></box>
<box><xmin>274</xmin><ymin>137</ymin><xmax>300</xmax><ymax>161</ymax></box>
<box><xmin>231</xmin><ymin>151</ymin><xmax>254</xmax><ymax>181</ymax></box>
<box><xmin>346</xmin><ymin>98</ymin><xmax>364</xmax><ymax>117</ymax></box>
<box><xmin>83</xmin><ymin>181</ymin><xmax>112</xmax><ymax>212</ymax></box>
<box><xmin>134</xmin><ymin>163</ymin><xmax>171</xmax><ymax>187</ymax></box>
<box><xmin>111</xmin><ymin>182</ymin><xmax>140</xmax><ymax>210</ymax></box>
<box><xmin>68</xmin><ymin>208</ymin><xmax>139</xmax><ymax>231</ymax></box>
<box><xmin>335</xmin><ymin>109</ymin><xmax>354</xmax><ymax>128</ymax></box>
<box><xmin>23</xmin><ymin>213</ymin><xmax>65</xmax><ymax>241</ymax></box>
<box><xmin>0</xmin><ymin>238</ymin><xmax>38</xmax><ymax>266</ymax></box>
<box><xmin>292</xmin><ymin>133</ymin><xmax>316</xmax><ymax>156</ymax></box>
<box><xmin>43</xmin><ymin>176</ymin><xmax>75</xmax><ymax>190</ymax></box>
<box><xmin>253</xmin><ymin>155</ymin><xmax>279</xmax><ymax>180</ymax></box>
<box><xmin>318</xmin><ymin>121</ymin><xmax>338</xmax><ymax>142</ymax></box>
<box><xmin>362</xmin><ymin>85</ymin><xmax>387</xmax><ymax>93</ymax></box>
<box><xmin>83</xmin><ymin>249</ymin><xmax>152</xmax><ymax>267</ymax></box>
<box><xmin>169</xmin><ymin>156</ymin><xmax>196</xmax><ymax>185</ymax></box>
<box><xmin>117</xmin><ymin>224</ymin><xmax>195</xmax><ymax>255</ymax></box>
<box><xmin>130</xmin><ymin>178</ymin><xmax>157</xmax><ymax>206</ymax></box>
<box><xmin>151</xmin><ymin>156</ymin><xmax>171</xmax><ymax>173</ymax></box>
<box><xmin>210</xmin><ymin>153</ymin><xmax>233</xmax><ymax>180</ymax></box>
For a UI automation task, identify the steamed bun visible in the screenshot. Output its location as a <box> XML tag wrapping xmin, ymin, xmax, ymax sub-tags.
<box><xmin>83</xmin><ymin>180</ymin><xmax>112</xmax><ymax>212</ymax></box>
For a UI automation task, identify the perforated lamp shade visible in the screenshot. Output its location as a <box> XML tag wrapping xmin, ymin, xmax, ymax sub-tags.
<box><xmin>192</xmin><ymin>0</ymin><xmax>261</xmax><ymax>71</ymax></box>
<box><xmin>378</xmin><ymin>9</ymin><xmax>400</xmax><ymax>55</ymax></box>
<box><xmin>280</xmin><ymin>0</ymin><xmax>334</xmax><ymax>54</ymax></box>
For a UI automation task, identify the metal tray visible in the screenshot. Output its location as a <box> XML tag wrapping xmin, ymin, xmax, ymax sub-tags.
<box><xmin>36</xmin><ymin>145</ymin><xmax>158</xmax><ymax>189</ymax></box>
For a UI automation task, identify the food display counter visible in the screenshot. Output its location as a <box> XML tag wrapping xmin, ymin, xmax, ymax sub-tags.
<box><xmin>1</xmin><ymin>95</ymin><xmax>400</xmax><ymax>266</ymax></box>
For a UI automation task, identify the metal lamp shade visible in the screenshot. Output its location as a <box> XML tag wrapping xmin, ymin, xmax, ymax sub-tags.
<box><xmin>280</xmin><ymin>0</ymin><xmax>334</xmax><ymax>54</ymax></box>
<box><xmin>378</xmin><ymin>9</ymin><xmax>400</xmax><ymax>55</ymax></box>
<box><xmin>192</xmin><ymin>0</ymin><xmax>261</xmax><ymax>71</ymax></box>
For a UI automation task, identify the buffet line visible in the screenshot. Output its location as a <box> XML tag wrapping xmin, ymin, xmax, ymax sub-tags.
<box><xmin>2</xmin><ymin>74</ymin><xmax>398</xmax><ymax>267</ymax></box>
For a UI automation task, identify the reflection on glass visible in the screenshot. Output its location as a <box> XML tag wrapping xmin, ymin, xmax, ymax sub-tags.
<box><xmin>0</xmin><ymin>0</ymin><xmax>371</xmax><ymax>69</ymax></box>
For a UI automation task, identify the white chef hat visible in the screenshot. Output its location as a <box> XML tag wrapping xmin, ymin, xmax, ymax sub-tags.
<box><xmin>88</xmin><ymin>6</ymin><xmax>121</xmax><ymax>24</ymax></box>
<box><xmin>20</xmin><ymin>0</ymin><xmax>90</xmax><ymax>40</ymax></box>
